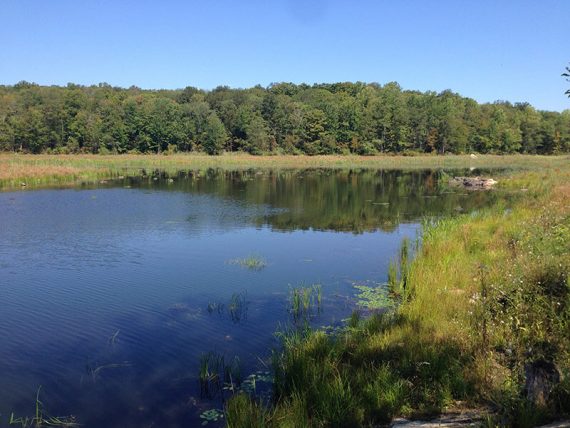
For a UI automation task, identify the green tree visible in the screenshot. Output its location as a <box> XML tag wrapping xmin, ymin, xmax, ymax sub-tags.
<box><xmin>202</xmin><ymin>113</ymin><xmax>227</xmax><ymax>155</ymax></box>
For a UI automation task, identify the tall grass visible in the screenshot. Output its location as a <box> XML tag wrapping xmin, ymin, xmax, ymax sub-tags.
<box><xmin>2</xmin><ymin>153</ymin><xmax>569</xmax><ymax>190</ymax></box>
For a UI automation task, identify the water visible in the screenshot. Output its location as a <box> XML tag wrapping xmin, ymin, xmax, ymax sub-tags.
<box><xmin>0</xmin><ymin>169</ymin><xmax>500</xmax><ymax>427</ymax></box>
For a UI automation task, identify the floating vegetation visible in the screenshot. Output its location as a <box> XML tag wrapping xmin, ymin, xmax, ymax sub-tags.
<box><xmin>354</xmin><ymin>239</ymin><xmax>414</xmax><ymax>311</ymax></box>
<box><xmin>228</xmin><ymin>254</ymin><xmax>267</xmax><ymax>271</ymax></box>
<box><xmin>9</xmin><ymin>387</ymin><xmax>78</xmax><ymax>427</ymax></box>
<box><xmin>289</xmin><ymin>284</ymin><xmax>322</xmax><ymax>322</ymax></box>
<box><xmin>199</xmin><ymin>408</ymin><xmax>224</xmax><ymax>426</ymax></box>
<box><xmin>353</xmin><ymin>283</ymin><xmax>394</xmax><ymax>310</ymax></box>
<box><xmin>240</xmin><ymin>371</ymin><xmax>273</xmax><ymax>396</ymax></box>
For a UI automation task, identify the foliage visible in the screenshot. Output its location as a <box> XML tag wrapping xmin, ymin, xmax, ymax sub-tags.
<box><xmin>1</xmin><ymin>82</ymin><xmax>568</xmax><ymax>155</ymax></box>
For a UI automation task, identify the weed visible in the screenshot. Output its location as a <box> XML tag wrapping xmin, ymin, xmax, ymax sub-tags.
<box><xmin>8</xmin><ymin>387</ymin><xmax>78</xmax><ymax>427</ymax></box>
<box><xmin>228</xmin><ymin>255</ymin><xmax>267</xmax><ymax>271</ymax></box>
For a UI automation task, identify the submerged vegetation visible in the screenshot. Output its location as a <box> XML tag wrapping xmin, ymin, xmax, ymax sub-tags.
<box><xmin>224</xmin><ymin>168</ymin><xmax>570</xmax><ymax>427</ymax></box>
<box><xmin>8</xmin><ymin>387</ymin><xmax>78</xmax><ymax>428</ymax></box>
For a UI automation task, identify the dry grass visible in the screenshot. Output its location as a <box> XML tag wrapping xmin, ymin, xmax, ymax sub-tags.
<box><xmin>1</xmin><ymin>153</ymin><xmax>568</xmax><ymax>190</ymax></box>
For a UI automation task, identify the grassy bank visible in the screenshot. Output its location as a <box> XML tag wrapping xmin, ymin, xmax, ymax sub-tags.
<box><xmin>225</xmin><ymin>168</ymin><xmax>570</xmax><ymax>427</ymax></box>
<box><xmin>1</xmin><ymin>153</ymin><xmax>569</xmax><ymax>190</ymax></box>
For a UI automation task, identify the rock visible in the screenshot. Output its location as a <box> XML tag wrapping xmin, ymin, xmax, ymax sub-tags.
<box><xmin>470</xmin><ymin>154</ymin><xmax>478</xmax><ymax>159</ymax></box>
<box><xmin>391</xmin><ymin>410</ymin><xmax>488</xmax><ymax>427</ymax></box>
<box><xmin>449</xmin><ymin>176</ymin><xmax>497</xmax><ymax>190</ymax></box>
<box><xmin>524</xmin><ymin>359</ymin><xmax>562</xmax><ymax>407</ymax></box>
<box><xmin>537</xmin><ymin>421</ymin><xmax>570</xmax><ymax>428</ymax></box>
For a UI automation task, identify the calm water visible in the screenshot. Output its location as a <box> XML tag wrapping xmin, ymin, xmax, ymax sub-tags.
<box><xmin>0</xmin><ymin>169</ymin><xmax>499</xmax><ymax>427</ymax></box>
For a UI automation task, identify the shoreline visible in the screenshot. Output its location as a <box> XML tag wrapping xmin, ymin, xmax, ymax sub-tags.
<box><xmin>1</xmin><ymin>153</ymin><xmax>568</xmax><ymax>190</ymax></box>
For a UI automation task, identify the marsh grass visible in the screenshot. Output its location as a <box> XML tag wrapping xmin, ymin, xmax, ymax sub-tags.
<box><xmin>225</xmin><ymin>167</ymin><xmax>570</xmax><ymax>426</ymax></box>
<box><xmin>228</xmin><ymin>292</ymin><xmax>248</xmax><ymax>323</ymax></box>
<box><xmin>2</xmin><ymin>153</ymin><xmax>569</xmax><ymax>190</ymax></box>
<box><xmin>288</xmin><ymin>284</ymin><xmax>322</xmax><ymax>323</ymax></box>
<box><xmin>199</xmin><ymin>352</ymin><xmax>244</xmax><ymax>400</ymax></box>
<box><xmin>228</xmin><ymin>255</ymin><xmax>267</xmax><ymax>271</ymax></box>
<box><xmin>9</xmin><ymin>387</ymin><xmax>78</xmax><ymax>427</ymax></box>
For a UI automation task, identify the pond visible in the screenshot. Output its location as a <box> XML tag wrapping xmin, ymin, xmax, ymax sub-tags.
<box><xmin>0</xmin><ymin>169</ymin><xmax>501</xmax><ymax>427</ymax></box>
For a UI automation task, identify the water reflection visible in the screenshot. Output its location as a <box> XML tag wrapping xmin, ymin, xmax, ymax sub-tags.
<box><xmin>120</xmin><ymin>168</ymin><xmax>499</xmax><ymax>232</ymax></box>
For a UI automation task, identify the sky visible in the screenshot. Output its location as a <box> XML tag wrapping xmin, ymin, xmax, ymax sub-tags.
<box><xmin>1</xmin><ymin>0</ymin><xmax>569</xmax><ymax>111</ymax></box>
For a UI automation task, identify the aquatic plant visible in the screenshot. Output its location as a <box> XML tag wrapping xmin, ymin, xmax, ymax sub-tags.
<box><xmin>199</xmin><ymin>408</ymin><xmax>224</xmax><ymax>426</ymax></box>
<box><xmin>108</xmin><ymin>329</ymin><xmax>120</xmax><ymax>346</ymax></box>
<box><xmin>240</xmin><ymin>371</ymin><xmax>273</xmax><ymax>396</ymax></box>
<box><xmin>206</xmin><ymin>301</ymin><xmax>224</xmax><ymax>315</ymax></box>
<box><xmin>9</xmin><ymin>387</ymin><xmax>78</xmax><ymax>427</ymax></box>
<box><xmin>86</xmin><ymin>360</ymin><xmax>131</xmax><ymax>383</ymax></box>
<box><xmin>353</xmin><ymin>283</ymin><xmax>394</xmax><ymax>310</ymax></box>
<box><xmin>228</xmin><ymin>291</ymin><xmax>248</xmax><ymax>323</ymax></box>
<box><xmin>199</xmin><ymin>352</ymin><xmax>225</xmax><ymax>398</ymax></box>
<box><xmin>288</xmin><ymin>284</ymin><xmax>322</xmax><ymax>322</ymax></box>
<box><xmin>224</xmin><ymin>356</ymin><xmax>242</xmax><ymax>391</ymax></box>
<box><xmin>228</xmin><ymin>255</ymin><xmax>267</xmax><ymax>271</ymax></box>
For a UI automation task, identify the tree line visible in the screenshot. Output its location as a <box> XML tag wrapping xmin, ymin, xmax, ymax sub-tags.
<box><xmin>0</xmin><ymin>81</ymin><xmax>568</xmax><ymax>155</ymax></box>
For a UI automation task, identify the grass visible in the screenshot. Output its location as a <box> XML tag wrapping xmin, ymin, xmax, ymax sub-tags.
<box><xmin>9</xmin><ymin>387</ymin><xmax>78</xmax><ymax>428</ymax></box>
<box><xmin>289</xmin><ymin>284</ymin><xmax>322</xmax><ymax>323</ymax></box>
<box><xmin>1</xmin><ymin>153</ymin><xmax>569</xmax><ymax>190</ymax></box>
<box><xmin>224</xmin><ymin>166</ymin><xmax>570</xmax><ymax>427</ymax></box>
<box><xmin>229</xmin><ymin>255</ymin><xmax>268</xmax><ymax>271</ymax></box>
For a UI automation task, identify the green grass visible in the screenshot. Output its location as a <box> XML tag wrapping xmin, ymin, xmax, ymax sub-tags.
<box><xmin>229</xmin><ymin>255</ymin><xmax>267</xmax><ymax>271</ymax></box>
<box><xmin>288</xmin><ymin>284</ymin><xmax>322</xmax><ymax>323</ymax></box>
<box><xmin>1</xmin><ymin>153</ymin><xmax>569</xmax><ymax>190</ymax></box>
<box><xmin>224</xmin><ymin>167</ymin><xmax>570</xmax><ymax>427</ymax></box>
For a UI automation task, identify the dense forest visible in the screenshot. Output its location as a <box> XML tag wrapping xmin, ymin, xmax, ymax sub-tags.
<box><xmin>1</xmin><ymin>81</ymin><xmax>569</xmax><ymax>155</ymax></box>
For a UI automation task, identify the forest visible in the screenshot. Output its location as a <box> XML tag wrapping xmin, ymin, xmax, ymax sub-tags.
<box><xmin>1</xmin><ymin>81</ymin><xmax>569</xmax><ymax>155</ymax></box>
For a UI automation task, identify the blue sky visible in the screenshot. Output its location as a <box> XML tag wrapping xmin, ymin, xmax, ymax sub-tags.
<box><xmin>1</xmin><ymin>0</ymin><xmax>569</xmax><ymax>111</ymax></box>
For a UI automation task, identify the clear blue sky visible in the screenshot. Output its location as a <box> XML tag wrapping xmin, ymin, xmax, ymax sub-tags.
<box><xmin>1</xmin><ymin>0</ymin><xmax>569</xmax><ymax>111</ymax></box>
